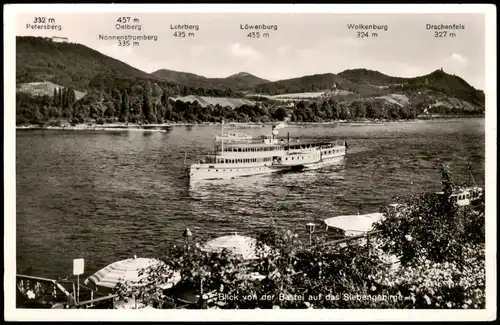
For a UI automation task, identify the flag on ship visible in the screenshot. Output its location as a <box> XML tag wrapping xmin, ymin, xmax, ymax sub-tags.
<box><xmin>344</xmin><ymin>140</ymin><xmax>348</xmax><ymax>148</ymax></box>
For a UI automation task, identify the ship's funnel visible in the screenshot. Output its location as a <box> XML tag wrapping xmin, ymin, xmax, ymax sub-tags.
<box><xmin>272</xmin><ymin>117</ymin><xmax>290</xmax><ymax>131</ymax></box>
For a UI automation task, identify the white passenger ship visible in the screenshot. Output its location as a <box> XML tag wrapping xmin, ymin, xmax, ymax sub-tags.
<box><xmin>187</xmin><ymin>121</ymin><xmax>348</xmax><ymax>181</ymax></box>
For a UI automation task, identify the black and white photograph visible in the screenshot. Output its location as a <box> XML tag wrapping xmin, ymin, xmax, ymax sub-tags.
<box><xmin>4</xmin><ymin>4</ymin><xmax>496</xmax><ymax>321</ymax></box>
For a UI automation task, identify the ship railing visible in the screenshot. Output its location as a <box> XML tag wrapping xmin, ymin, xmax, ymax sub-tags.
<box><xmin>192</xmin><ymin>155</ymin><xmax>216</xmax><ymax>165</ymax></box>
<box><xmin>214</xmin><ymin>136</ymin><xmax>303</xmax><ymax>144</ymax></box>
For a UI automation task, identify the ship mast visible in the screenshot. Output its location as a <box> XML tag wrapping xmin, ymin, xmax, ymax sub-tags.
<box><xmin>287</xmin><ymin>132</ymin><xmax>290</xmax><ymax>153</ymax></box>
<box><xmin>221</xmin><ymin>119</ymin><xmax>224</xmax><ymax>156</ymax></box>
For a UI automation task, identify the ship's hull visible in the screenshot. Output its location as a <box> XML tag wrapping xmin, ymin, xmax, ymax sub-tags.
<box><xmin>188</xmin><ymin>163</ymin><xmax>288</xmax><ymax>181</ymax></box>
<box><xmin>188</xmin><ymin>154</ymin><xmax>345</xmax><ymax>181</ymax></box>
<box><xmin>302</xmin><ymin>154</ymin><xmax>345</xmax><ymax>170</ymax></box>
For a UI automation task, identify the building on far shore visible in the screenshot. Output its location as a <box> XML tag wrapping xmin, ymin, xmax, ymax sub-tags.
<box><xmin>51</xmin><ymin>36</ymin><xmax>69</xmax><ymax>43</ymax></box>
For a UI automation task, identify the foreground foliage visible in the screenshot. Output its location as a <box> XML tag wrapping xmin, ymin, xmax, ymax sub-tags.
<box><xmin>115</xmin><ymin>164</ymin><xmax>485</xmax><ymax>309</ymax></box>
<box><xmin>17</xmin><ymin>86</ymin><xmax>423</xmax><ymax>127</ymax></box>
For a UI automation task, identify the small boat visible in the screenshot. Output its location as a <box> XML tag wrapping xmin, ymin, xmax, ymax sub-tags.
<box><xmin>435</xmin><ymin>186</ymin><xmax>484</xmax><ymax>207</ymax></box>
<box><xmin>451</xmin><ymin>186</ymin><xmax>484</xmax><ymax>206</ymax></box>
<box><xmin>435</xmin><ymin>163</ymin><xmax>484</xmax><ymax>207</ymax></box>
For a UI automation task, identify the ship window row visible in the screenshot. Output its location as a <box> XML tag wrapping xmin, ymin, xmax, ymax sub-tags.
<box><xmin>286</xmin><ymin>155</ymin><xmax>307</xmax><ymax>161</ymax></box>
<box><xmin>285</xmin><ymin>154</ymin><xmax>319</xmax><ymax>161</ymax></box>
<box><xmin>457</xmin><ymin>193</ymin><xmax>470</xmax><ymax>200</ymax></box>
<box><xmin>222</xmin><ymin>146</ymin><xmax>286</xmax><ymax>152</ymax></box>
<box><xmin>324</xmin><ymin>148</ymin><xmax>345</xmax><ymax>154</ymax></box>
<box><xmin>216</xmin><ymin>158</ymin><xmax>268</xmax><ymax>164</ymax></box>
<box><xmin>210</xmin><ymin>167</ymin><xmax>266</xmax><ymax>172</ymax></box>
<box><xmin>454</xmin><ymin>191</ymin><xmax>482</xmax><ymax>201</ymax></box>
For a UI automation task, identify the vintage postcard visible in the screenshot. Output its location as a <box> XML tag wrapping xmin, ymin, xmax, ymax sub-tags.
<box><xmin>4</xmin><ymin>3</ymin><xmax>496</xmax><ymax>322</ymax></box>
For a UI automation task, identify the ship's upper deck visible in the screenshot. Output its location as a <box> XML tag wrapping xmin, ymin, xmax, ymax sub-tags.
<box><xmin>215</xmin><ymin>139</ymin><xmax>345</xmax><ymax>153</ymax></box>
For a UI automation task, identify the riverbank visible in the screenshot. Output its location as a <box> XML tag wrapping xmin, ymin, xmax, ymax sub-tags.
<box><xmin>15</xmin><ymin>116</ymin><xmax>484</xmax><ymax>131</ymax></box>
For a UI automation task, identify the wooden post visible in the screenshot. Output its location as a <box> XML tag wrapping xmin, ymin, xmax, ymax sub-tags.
<box><xmin>287</xmin><ymin>132</ymin><xmax>290</xmax><ymax>153</ymax></box>
<box><xmin>72</xmin><ymin>282</ymin><xmax>76</xmax><ymax>305</ymax></box>
<box><xmin>77</xmin><ymin>275</ymin><xmax>80</xmax><ymax>303</ymax></box>
<box><xmin>306</xmin><ymin>223</ymin><xmax>315</xmax><ymax>246</ymax></box>
<box><xmin>221</xmin><ymin>119</ymin><xmax>224</xmax><ymax>156</ymax></box>
<box><xmin>72</xmin><ymin>258</ymin><xmax>84</xmax><ymax>305</ymax></box>
<box><xmin>199</xmin><ymin>277</ymin><xmax>204</xmax><ymax>308</ymax></box>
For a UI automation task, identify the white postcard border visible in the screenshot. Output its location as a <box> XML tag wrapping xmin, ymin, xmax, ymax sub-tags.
<box><xmin>4</xmin><ymin>3</ymin><xmax>497</xmax><ymax>322</ymax></box>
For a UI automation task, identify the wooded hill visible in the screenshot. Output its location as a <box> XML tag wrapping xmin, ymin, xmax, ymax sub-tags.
<box><xmin>151</xmin><ymin>70</ymin><xmax>270</xmax><ymax>90</ymax></box>
<box><xmin>15</xmin><ymin>36</ymin><xmax>485</xmax><ymax>126</ymax></box>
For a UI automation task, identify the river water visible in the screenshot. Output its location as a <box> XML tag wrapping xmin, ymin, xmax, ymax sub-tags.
<box><xmin>15</xmin><ymin>119</ymin><xmax>485</xmax><ymax>279</ymax></box>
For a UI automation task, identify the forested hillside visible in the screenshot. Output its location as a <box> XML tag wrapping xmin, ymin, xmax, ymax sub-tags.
<box><xmin>15</xmin><ymin>36</ymin><xmax>484</xmax><ymax>126</ymax></box>
<box><xmin>151</xmin><ymin>70</ymin><xmax>270</xmax><ymax>90</ymax></box>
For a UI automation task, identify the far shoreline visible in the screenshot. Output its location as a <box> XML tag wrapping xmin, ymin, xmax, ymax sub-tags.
<box><xmin>15</xmin><ymin>116</ymin><xmax>484</xmax><ymax>131</ymax></box>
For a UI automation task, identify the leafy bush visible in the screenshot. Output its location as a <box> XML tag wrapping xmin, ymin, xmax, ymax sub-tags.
<box><xmin>43</xmin><ymin>119</ymin><xmax>62</xmax><ymax>127</ymax></box>
<box><xmin>372</xmin><ymin>241</ymin><xmax>485</xmax><ymax>308</ymax></box>
<box><xmin>373</xmin><ymin>164</ymin><xmax>484</xmax><ymax>266</ymax></box>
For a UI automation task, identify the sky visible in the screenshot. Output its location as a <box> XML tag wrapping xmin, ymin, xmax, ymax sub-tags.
<box><xmin>14</xmin><ymin>11</ymin><xmax>486</xmax><ymax>89</ymax></box>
